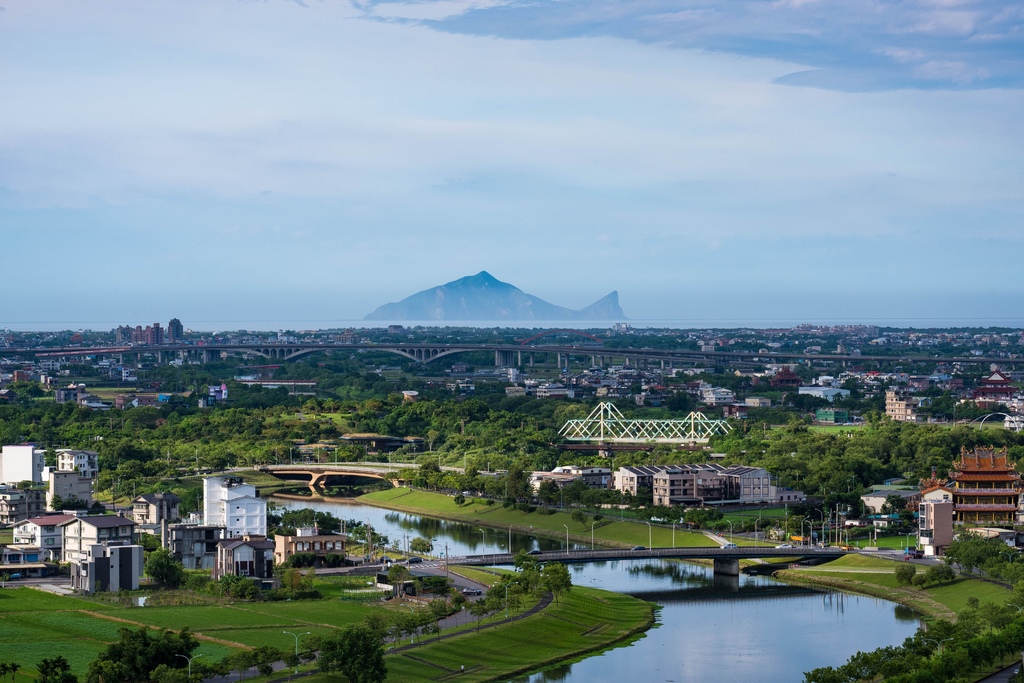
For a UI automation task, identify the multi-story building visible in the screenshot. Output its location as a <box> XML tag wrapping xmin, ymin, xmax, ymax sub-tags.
<box><xmin>274</xmin><ymin>528</ymin><xmax>347</xmax><ymax>566</ymax></box>
<box><xmin>947</xmin><ymin>447</ymin><xmax>1021</xmax><ymax>525</ymax></box>
<box><xmin>203</xmin><ymin>477</ymin><xmax>267</xmax><ymax>538</ymax></box>
<box><xmin>0</xmin><ymin>487</ymin><xmax>45</xmax><ymax>524</ymax></box>
<box><xmin>47</xmin><ymin>470</ymin><xmax>93</xmax><ymax>510</ymax></box>
<box><xmin>213</xmin><ymin>536</ymin><xmax>275</xmax><ymax>585</ymax></box>
<box><xmin>918</xmin><ymin>497</ymin><xmax>954</xmax><ymax>557</ymax></box>
<box><xmin>131</xmin><ymin>493</ymin><xmax>181</xmax><ymax>526</ymax></box>
<box><xmin>165</xmin><ymin>524</ymin><xmax>226</xmax><ymax>570</ymax></box>
<box><xmin>885</xmin><ymin>390</ymin><xmax>924</xmax><ymax>423</ymax></box>
<box><xmin>56</xmin><ymin>450</ymin><xmax>99</xmax><ymax>479</ymax></box>
<box><xmin>70</xmin><ymin>544</ymin><xmax>145</xmax><ymax>593</ymax></box>
<box><xmin>167</xmin><ymin>318</ymin><xmax>184</xmax><ymax>344</ymax></box>
<box><xmin>0</xmin><ymin>445</ymin><xmax>45</xmax><ymax>485</ymax></box>
<box><xmin>12</xmin><ymin>513</ymin><xmax>75</xmax><ymax>561</ymax></box>
<box><xmin>60</xmin><ymin>515</ymin><xmax>137</xmax><ymax>564</ymax></box>
<box><xmin>973</xmin><ymin>371</ymin><xmax>1015</xmax><ymax>407</ymax></box>
<box><xmin>620</xmin><ymin>464</ymin><xmax>780</xmax><ymax>506</ymax></box>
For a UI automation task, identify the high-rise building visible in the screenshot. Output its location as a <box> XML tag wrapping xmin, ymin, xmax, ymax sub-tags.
<box><xmin>167</xmin><ymin>318</ymin><xmax>184</xmax><ymax>343</ymax></box>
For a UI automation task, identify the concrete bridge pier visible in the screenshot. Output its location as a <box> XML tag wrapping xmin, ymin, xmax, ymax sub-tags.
<box><xmin>713</xmin><ymin>558</ymin><xmax>740</xmax><ymax>577</ymax></box>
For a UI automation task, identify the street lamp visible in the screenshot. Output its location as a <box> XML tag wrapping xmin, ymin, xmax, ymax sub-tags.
<box><xmin>726</xmin><ymin>520</ymin><xmax>734</xmax><ymax>545</ymax></box>
<box><xmin>922</xmin><ymin>637</ymin><xmax>953</xmax><ymax>655</ymax></box>
<box><xmin>508</xmin><ymin>525</ymin><xmax>514</xmax><ymax>554</ymax></box>
<box><xmin>175</xmin><ymin>654</ymin><xmax>202</xmax><ymax>680</ymax></box>
<box><xmin>671</xmin><ymin>523</ymin><xmax>676</xmax><ymax>549</ymax></box>
<box><xmin>591</xmin><ymin>520</ymin><xmax>597</xmax><ymax>549</ymax></box>
<box><xmin>562</xmin><ymin>524</ymin><xmax>570</xmax><ymax>554</ymax></box>
<box><xmin>478</xmin><ymin>528</ymin><xmax>486</xmax><ymax>562</ymax></box>
<box><xmin>645</xmin><ymin>521</ymin><xmax>652</xmax><ymax>549</ymax></box>
<box><xmin>905</xmin><ymin>532</ymin><xmax>914</xmax><ymax>552</ymax></box>
<box><xmin>283</xmin><ymin>631</ymin><xmax>311</xmax><ymax>673</ymax></box>
<box><xmin>504</xmin><ymin>582</ymin><xmax>510</xmax><ymax>618</ymax></box>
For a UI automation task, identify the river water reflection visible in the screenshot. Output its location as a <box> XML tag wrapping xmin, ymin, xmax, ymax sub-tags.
<box><xmin>272</xmin><ymin>497</ymin><xmax>919</xmax><ymax>683</ymax></box>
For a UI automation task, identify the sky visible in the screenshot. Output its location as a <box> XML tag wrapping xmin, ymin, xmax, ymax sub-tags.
<box><xmin>1</xmin><ymin>0</ymin><xmax>1022</xmax><ymax>329</ymax></box>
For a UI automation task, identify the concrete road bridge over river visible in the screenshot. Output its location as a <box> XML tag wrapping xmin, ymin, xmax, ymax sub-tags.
<box><xmin>450</xmin><ymin>546</ymin><xmax>847</xmax><ymax>577</ymax></box>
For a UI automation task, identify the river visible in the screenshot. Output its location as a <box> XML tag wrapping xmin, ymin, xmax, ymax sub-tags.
<box><xmin>272</xmin><ymin>497</ymin><xmax>919</xmax><ymax>683</ymax></box>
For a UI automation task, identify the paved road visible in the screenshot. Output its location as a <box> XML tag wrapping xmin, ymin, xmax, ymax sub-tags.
<box><xmin>979</xmin><ymin>662</ymin><xmax>1021</xmax><ymax>683</ymax></box>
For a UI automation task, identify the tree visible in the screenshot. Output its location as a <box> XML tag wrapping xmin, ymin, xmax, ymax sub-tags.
<box><xmin>86</xmin><ymin>626</ymin><xmax>197</xmax><ymax>683</ymax></box>
<box><xmin>571</xmin><ymin>508</ymin><xmax>587</xmax><ymax>529</ymax></box>
<box><xmin>410</xmin><ymin>537</ymin><xmax>433</xmax><ymax>553</ymax></box>
<box><xmin>145</xmin><ymin>548</ymin><xmax>185</xmax><ymax>589</ymax></box>
<box><xmin>37</xmin><ymin>657</ymin><xmax>78</xmax><ymax>683</ymax></box>
<box><xmin>317</xmin><ymin>625</ymin><xmax>387</xmax><ymax>683</ymax></box>
<box><xmin>541</xmin><ymin>562</ymin><xmax>572</xmax><ymax>604</ymax></box>
<box><xmin>894</xmin><ymin>563</ymin><xmax>917</xmax><ymax>586</ymax></box>
<box><xmin>944</xmin><ymin>533</ymin><xmax>1005</xmax><ymax>574</ymax></box>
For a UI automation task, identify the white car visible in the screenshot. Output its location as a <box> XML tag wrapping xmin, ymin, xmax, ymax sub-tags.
<box><xmin>776</xmin><ymin>544</ymin><xmax>794</xmax><ymax>549</ymax></box>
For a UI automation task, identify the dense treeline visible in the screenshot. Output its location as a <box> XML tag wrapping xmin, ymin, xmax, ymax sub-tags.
<box><xmin>2</xmin><ymin>383</ymin><xmax>1023</xmax><ymax>507</ymax></box>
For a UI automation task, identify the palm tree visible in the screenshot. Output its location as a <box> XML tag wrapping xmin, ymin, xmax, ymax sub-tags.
<box><xmin>9</xmin><ymin>662</ymin><xmax>19</xmax><ymax>681</ymax></box>
<box><xmin>0</xmin><ymin>663</ymin><xmax>10</xmax><ymax>681</ymax></box>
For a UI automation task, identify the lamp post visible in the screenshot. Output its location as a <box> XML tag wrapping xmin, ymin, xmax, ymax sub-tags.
<box><xmin>591</xmin><ymin>521</ymin><xmax>597</xmax><ymax>550</ymax></box>
<box><xmin>175</xmin><ymin>654</ymin><xmax>202</xmax><ymax>680</ymax></box>
<box><xmin>801</xmin><ymin>519</ymin><xmax>808</xmax><ymax>546</ymax></box>
<box><xmin>726</xmin><ymin>520</ymin><xmax>734</xmax><ymax>545</ymax></box>
<box><xmin>504</xmin><ymin>582</ymin><xmax>510</xmax><ymax>618</ymax></box>
<box><xmin>671</xmin><ymin>523</ymin><xmax>676</xmax><ymax>549</ymax></box>
<box><xmin>562</xmin><ymin>524</ymin><xmax>570</xmax><ymax>554</ymax></box>
<box><xmin>922</xmin><ymin>637</ymin><xmax>953</xmax><ymax>655</ymax></box>
<box><xmin>284</xmin><ymin>631</ymin><xmax>310</xmax><ymax>673</ymax></box>
<box><xmin>508</xmin><ymin>525</ymin><xmax>514</xmax><ymax>555</ymax></box>
<box><xmin>905</xmin><ymin>532</ymin><xmax>914</xmax><ymax>552</ymax></box>
<box><xmin>645</xmin><ymin>521</ymin><xmax>652</xmax><ymax>549</ymax></box>
<box><xmin>478</xmin><ymin>528</ymin><xmax>486</xmax><ymax>563</ymax></box>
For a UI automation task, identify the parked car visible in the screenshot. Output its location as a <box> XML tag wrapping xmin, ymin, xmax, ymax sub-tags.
<box><xmin>7</xmin><ymin>573</ymin><xmax>22</xmax><ymax>580</ymax></box>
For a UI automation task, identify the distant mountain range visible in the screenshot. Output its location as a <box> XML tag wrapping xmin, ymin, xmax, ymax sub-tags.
<box><xmin>364</xmin><ymin>271</ymin><xmax>625</xmax><ymax>321</ymax></box>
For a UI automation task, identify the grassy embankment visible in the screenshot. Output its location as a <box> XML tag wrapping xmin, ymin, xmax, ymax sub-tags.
<box><xmin>776</xmin><ymin>553</ymin><xmax>1012</xmax><ymax>621</ymax></box>
<box><xmin>359</xmin><ymin>487</ymin><xmax>717</xmax><ymax>549</ymax></box>
<box><xmin>300</xmin><ymin>583</ymin><xmax>655</xmax><ymax>683</ymax></box>
<box><xmin>1</xmin><ymin>569</ymin><xmax>653</xmax><ymax>682</ymax></box>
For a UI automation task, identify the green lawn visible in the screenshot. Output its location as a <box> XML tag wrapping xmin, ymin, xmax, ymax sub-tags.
<box><xmin>360</xmin><ymin>488</ymin><xmax>716</xmax><ymax>549</ymax></box>
<box><xmin>384</xmin><ymin>585</ymin><xmax>654</xmax><ymax>682</ymax></box>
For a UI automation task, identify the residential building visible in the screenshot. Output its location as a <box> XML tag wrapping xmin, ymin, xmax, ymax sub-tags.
<box><xmin>0</xmin><ymin>445</ymin><xmax>45</xmax><ymax>485</ymax></box>
<box><xmin>47</xmin><ymin>470</ymin><xmax>93</xmax><ymax>510</ymax></box>
<box><xmin>886</xmin><ymin>390</ymin><xmax>924</xmax><ymax>423</ymax></box>
<box><xmin>815</xmin><ymin>408</ymin><xmax>849</xmax><ymax>424</ymax></box>
<box><xmin>56</xmin><ymin>450</ymin><xmax>99</xmax><ymax>479</ymax></box>
<box><xmin>0</xmin><ymin>487</ymin><xmax>45</xmax><ymax>525</ymax></box>
<box><xmin>0</xmin><ymin>545</ymin><xmax>55</xmax><ymax>577</ymax></box>
<box><xmin>770</xmin><ymin>368</ymin><xmax>803</xmax><ymax>388</ymax></box>
<box><xmin>70</xmin><ymin>544</ymin><xmax>145</xmax><ymax>593</ymax></box>
<box><xmin>12</xmin><ymin>513</ymin><xmax>75</xmax><ymax>561</ymax></box>
<box><xmin>203</xmin><ymin>477</ymin><xmax>267</xmax><ymax>538</ymax></box>
<box><xmin>947</xmin><ymin>447</ymin><xmax>1021</xmax><ymax>525</ymax></box>
<box><xmin>745</xmin><ymin>397</ymin><xmax>771</xmax><ymax>408</ymax></box>
<box><xmin>274</xmin><ymin>528</ymin><xmax>347</xmax><ymax>566</ymax></box>
<box><xmin>623</xmin><ymin>464</ymin><xmax>778</xmax><ymax>506</ymax></box>
<box><xmin>132</xmin><ymin>492</ymin><xmax>181</xmax><ymax>526</ymax></box>
<box><xmin>165</xmin><ymin>523</ymin><xmax>226</xmax><ymax>570</ymax></box>
<box><xmin>60</xmin><ymin>515</ymin><xmax>137</xmax><ymax>564</ymax></box>
<box><xmin>167</xmin><ymin>318</ymin><xmax>184</xmax><ymax>343</ymax></box>
<box><xmin>860</xmin><ymin>488</ymin><xmax>919</xmax><ymax>514</ymax></box>
<box><xmin>213</xmin><ymin>536</ymin><xmax>275</xmax><ymax>585</ymax></box>
<box><xmin>918</xmin><ymin>497</ymin><xmax>954</xmax><ymax>557</ymax></box>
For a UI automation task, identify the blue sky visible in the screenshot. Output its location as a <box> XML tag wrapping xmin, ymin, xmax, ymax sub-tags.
<box><xmin>1</xmin><ymin>0</ymin><xmax>1021</xmax><ymax>329</ymax></box>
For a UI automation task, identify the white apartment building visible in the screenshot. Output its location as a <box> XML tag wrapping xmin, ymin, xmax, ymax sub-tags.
<box><xmin>0</xmin><ymin>445</ymin><xmax>45</xmax><ymax>485</ymax></box>
<box><xmin>203</xmin><ymin>477</ymin><xmax>267</xmax><ymax>538</ymax></box>
<box><xmin>56</xmin><ymin>450</ymin><xmax>99</xmax><ymax>479</ymax></box>
<box><xmin>47</xmin><ymin>470</ymin><xmax>93</xmax><ymax>510</ymax></box>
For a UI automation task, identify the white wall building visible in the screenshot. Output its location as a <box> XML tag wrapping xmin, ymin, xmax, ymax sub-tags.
<box><xmin>0</xmin><ymin>445</ymin><xmax>45</xmax><ymax>485</ymax></box>
<box><xmin>12</xmin><ymin>513</ymin><xmax>76</xmax><ymax>561</ymax></box>
<box><xmin>203</xmin><ymin>477</ymin><xmax>267</xmax><ymax>538</ymax></box>
<box><xmin>56</xmin><ymin>450</ymin><xmax>99</xmax><ymax>479</ymax></box>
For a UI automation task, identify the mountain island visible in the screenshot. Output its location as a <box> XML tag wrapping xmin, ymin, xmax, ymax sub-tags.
<box><xmin>364</xmin><ymin>271</ymin><xmax>625</xmax><ymax>321</ymax></box>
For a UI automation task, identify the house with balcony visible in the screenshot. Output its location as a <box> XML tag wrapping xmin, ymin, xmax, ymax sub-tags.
<box><xmin>12</xmin><ymin>513</ymin><xmax>75</xmax><ymax>561</ymax></box>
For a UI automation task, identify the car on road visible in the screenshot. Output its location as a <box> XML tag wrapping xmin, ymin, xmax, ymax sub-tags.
<box><xmin>776</xmin><ymin>544</ymin><xmax>793</xmax><ymax>549</ymax></box>
<box><xmin>6</xmin><ymin>573</ymin><xmax>21</xmax><ymax>580</ymax></box>
<box><xmin>407</xmin><ymin>556</ymin><xmax>423</xmax><ymax>564</ymax></box>
<box><xmin>722</xmin><ymin>543</ymin><xmax>738</xmax><ymax>549</ymax></box>
<box><xmin>527</xmin><ymin>549</ymin><xmax>543</xmax><ymax>556</ymax></box>
<box><xmin>462</xmin><ymin>588</ymin><xmax>483</xmax><ymax>596</ymax></box>
<box><xmin>631</xmin><ymin>546</ymin><xmax>646</xmax><ymax>551</ymax></box>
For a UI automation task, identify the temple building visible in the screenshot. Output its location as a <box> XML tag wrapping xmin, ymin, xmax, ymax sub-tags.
<box><xmin>972</xmin><ymin>371</ymin><xmax>1015</xmax><ymax>407</ymax></box>
<box><xmin>947</xmin><ymin>447</ymin><xmax>1021</xmax><ymax>525</ymax></box>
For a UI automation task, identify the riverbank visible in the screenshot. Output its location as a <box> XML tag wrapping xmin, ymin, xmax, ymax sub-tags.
<box><xmin>357</xmin><ymin>487</ymin><xmax>716</xmax><ymax>549</ymax></box>
<box><xmin>775</xmin><ymin>554</ymin><xmax>1013</xmax><ymax>621</ymax></box>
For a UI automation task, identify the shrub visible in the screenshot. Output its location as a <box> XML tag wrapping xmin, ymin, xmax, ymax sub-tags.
<box><xmin>895</xmin><ymin>563</ymin><xmax>917</xmax><ymax>585</ymax></box>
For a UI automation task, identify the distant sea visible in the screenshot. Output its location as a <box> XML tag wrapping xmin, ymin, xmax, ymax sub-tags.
<box><xmin>3</xmin><ymin>317</ymin><xmax>1024</xmax><ymax>332</ymax></box>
